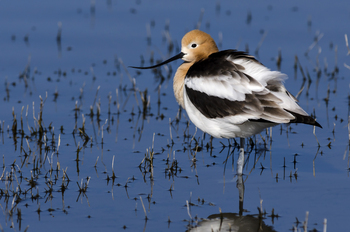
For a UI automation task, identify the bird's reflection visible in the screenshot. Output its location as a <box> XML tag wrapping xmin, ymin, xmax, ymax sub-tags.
<box><xmin>187</xmin><ymin>212</ymin><xmax>276</xmax><ymax>232</ymax></box>
<box><xmin>187</xmin><ymin>176</ymin><xmax>277</xmax><ymax>232</ymax></box>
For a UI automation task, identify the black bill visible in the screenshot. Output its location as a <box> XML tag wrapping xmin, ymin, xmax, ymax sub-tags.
<box><xmin>130</xmin><ymin>52</ymin><xmax>185</xmax><ymax>69</ymax></box>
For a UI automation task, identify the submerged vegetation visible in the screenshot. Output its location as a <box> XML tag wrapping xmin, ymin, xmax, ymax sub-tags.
<box><xmin>1</xmin><ymin>1</ymin><xmax>349</xmax><ymax>231</ymax></box>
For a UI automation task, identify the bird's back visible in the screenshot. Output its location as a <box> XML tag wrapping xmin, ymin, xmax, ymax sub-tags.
<box><xmin>183</xmin><ymin>50</ymin><xmax>321</xmax><ymax>138</ymax></box>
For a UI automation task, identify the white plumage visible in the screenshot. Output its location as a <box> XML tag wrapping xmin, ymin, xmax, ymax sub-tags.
<box><xmin>131</xmin><ymin>29</ymin><xmax>321</xmax><ymax>175</ymax></box>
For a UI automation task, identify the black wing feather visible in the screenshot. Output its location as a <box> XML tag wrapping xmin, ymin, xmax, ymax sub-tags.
<box><xmin>184</xmin><ymin>50</ymin><xmax>322</xmax><ymax>128</ymax></box>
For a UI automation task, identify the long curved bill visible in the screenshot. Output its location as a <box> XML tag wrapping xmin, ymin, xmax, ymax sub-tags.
<box><xmin>130</xmin><ymin>52</ymin><xmax>185</xmax><ymax>69</ymax></box>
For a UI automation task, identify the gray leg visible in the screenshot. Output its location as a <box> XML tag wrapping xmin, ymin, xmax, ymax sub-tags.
<box><xmin>236</xmin><ymin>174</ymin><xmax>244</xmax><ymax>216</ymax></box>
<box><xmin>237</xmin><ymin>137</ymin><xmax>245</xmax><ymax>175</ymax></box>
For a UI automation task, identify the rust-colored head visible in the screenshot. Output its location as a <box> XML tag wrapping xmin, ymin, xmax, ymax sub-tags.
<box><xmin>181</xmin><ymin>30</ymin><xmax>219</xmax><ymax>62</ymax></box>
<box><xmin>130</xmin><ymin>30</ymin><xmax>219</xmax><ymax>70</ymax></box>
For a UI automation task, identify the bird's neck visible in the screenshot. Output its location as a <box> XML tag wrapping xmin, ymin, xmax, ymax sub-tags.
<box><xmin>173</xmin><ymin>62</ymin><xmax>193</xmax><ymax>108</ymax></box>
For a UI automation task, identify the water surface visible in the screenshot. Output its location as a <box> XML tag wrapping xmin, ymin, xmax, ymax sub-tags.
<box><xmin>0</xmin><ymin>1</ymin><xmax>349</xmax><ymax>231</ymax></box>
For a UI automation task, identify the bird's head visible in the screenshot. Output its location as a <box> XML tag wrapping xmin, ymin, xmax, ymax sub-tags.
<box><xmin>130</xmin><ymin>30</ymin><xmax>218</xmax><ymax>69</ymax></box>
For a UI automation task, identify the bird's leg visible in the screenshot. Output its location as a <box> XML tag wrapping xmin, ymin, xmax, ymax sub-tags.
<box><xmin>209</xmin><ymin>136</ymin><xmax>213</xmax><ymax>156</ymax></box>
<box><xmin>236</xmin><ymin>174</ymin><xmax>244</xmax><ymax>216</ymax></box>
<box><xmin>237</xmin><ymin>137</ymin><xmax>245</xmax><ymax>175</ymax></box>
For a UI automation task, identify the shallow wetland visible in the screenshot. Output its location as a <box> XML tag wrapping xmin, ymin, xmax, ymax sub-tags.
<box><xmin>0</xmin><ymin>1</ymin><xmax>350</xmax><ymax>231</ymax></box>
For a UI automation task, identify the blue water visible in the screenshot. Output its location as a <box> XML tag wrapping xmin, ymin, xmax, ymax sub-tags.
<box><xmin>0</xmin><ymin>0</ymin><xmax>349</xmax><ymax>231</ymax></box>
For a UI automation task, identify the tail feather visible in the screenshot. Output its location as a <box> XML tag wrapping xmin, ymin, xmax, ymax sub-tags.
<box><xmin>285</xmin><ymin>109</ymin><xmax>322</xmax><ymax>128</ymax></box>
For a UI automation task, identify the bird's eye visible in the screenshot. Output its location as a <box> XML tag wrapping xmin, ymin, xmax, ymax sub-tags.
<box><xmin>191</xmin><ymin>43</ymin><xmax>197</xmax><ymax>48</ymax></box>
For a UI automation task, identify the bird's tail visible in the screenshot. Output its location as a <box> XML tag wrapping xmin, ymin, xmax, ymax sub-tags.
<box><xmin>285</xmin><ymin>109</ymin><xmax>322</xmax><ymax>128</ymax></box>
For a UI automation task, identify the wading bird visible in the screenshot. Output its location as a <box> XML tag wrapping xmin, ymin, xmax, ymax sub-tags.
<box><xmin>131</xmin><ymin>29</ymin><xmax>321</xmax><ymax>175</ymax></box>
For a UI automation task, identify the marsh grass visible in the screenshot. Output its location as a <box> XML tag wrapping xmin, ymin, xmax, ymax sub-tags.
<box><xmin>2</xmin><ymin>3</ymin><xmax>348</xmax><ymax>231</ymax></box>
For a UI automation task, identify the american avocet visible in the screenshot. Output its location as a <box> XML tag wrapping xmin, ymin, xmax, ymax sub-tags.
<box><xmin>131</xmin><ymin>29</ymin><xmax>322</xmax><ymax>175</ymax></box>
